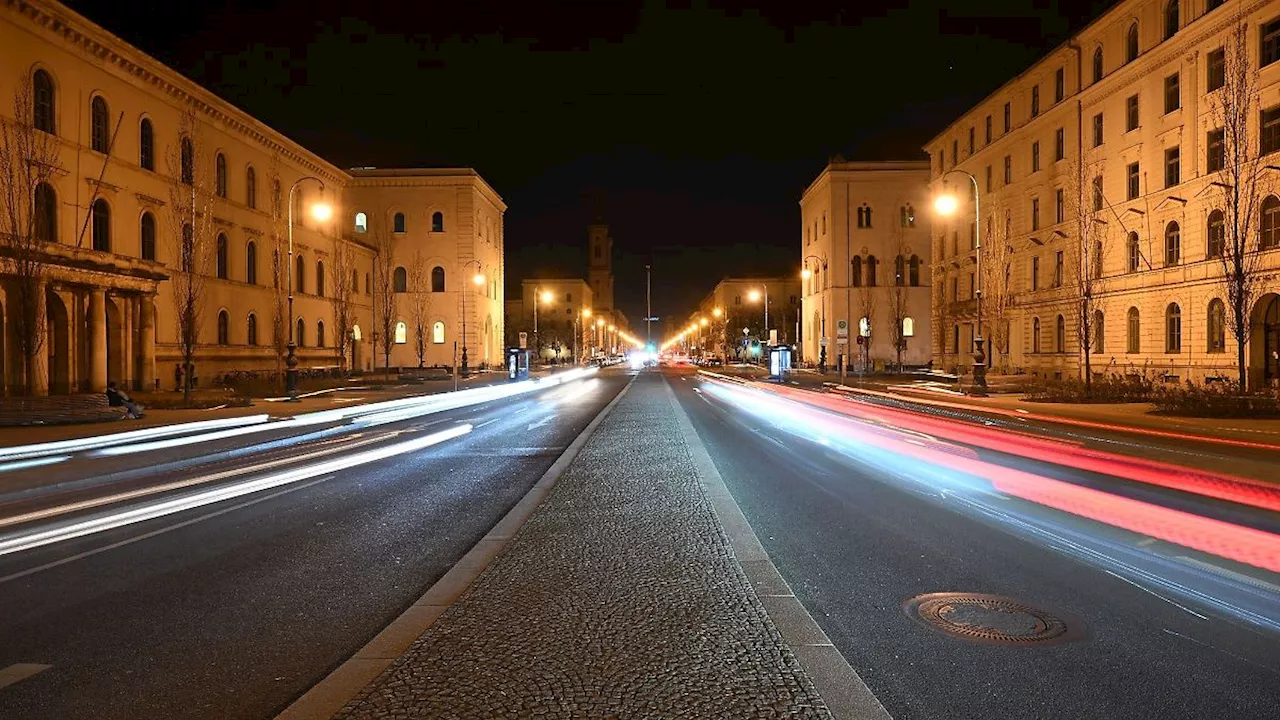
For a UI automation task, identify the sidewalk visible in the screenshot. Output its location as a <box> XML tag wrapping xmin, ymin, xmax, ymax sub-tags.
<box><xmin>300</xmin><ymin>373</ymin><xmax>854</xmax><ymax>719</ymax></box>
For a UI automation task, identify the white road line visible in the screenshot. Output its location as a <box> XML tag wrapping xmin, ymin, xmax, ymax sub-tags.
<box><xmin>1105</xmin><ymin>569</ymin><xmax>1209</xmax><ymax>620</ymax></box>
<box><xmin>474</xmin><ymin>419</ymin><xmax>499</xmax><ymax>430</ymax></box>
<box><xmin>526</xmin><ymin>415</ymin><xmax>555</xmax><ymax>431</ymax></box>
<box><xmin>0</xmin><ymin>663</ymin><xmax>52</xmax><ymax>690</ymax></box>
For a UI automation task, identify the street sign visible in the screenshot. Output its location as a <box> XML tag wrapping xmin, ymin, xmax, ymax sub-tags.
<box><xmin>518</xmin><ymin>331</ymin><xmax>527</xmax><ymax>349</ymax></box>
<box><xmin>857</xmin><ymin>336</ymin><xmax>864</xmax><ymax>345</ymax></box>
<box><xmin>836</xmin><ymin>319</ymin><xmax>849</xmax><ymax>338</ymax></box>
<box><xmin>769</xmin><ymin>329</ymin><xmax>777</xmax><ymax>345</ymax></box>
<box><xmin>837</xmin><ymin>338</ymin><xmax>847</xmax><ymax>346</ymax></box>
<box><xmin>645</xmin><ymin>316</ymin><xmax>661</xmax><ymax>321</ymax></box>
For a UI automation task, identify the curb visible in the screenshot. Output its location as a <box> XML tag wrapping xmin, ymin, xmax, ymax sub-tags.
<box><xmin>664</xmin><ymin>377</ymin><xmax>893</xmax><ymax>720</ymax></box>
<box><xmin>274</xmin><ymin>374</ymin><xmax>636</xmax><ymax>720</ymax></box>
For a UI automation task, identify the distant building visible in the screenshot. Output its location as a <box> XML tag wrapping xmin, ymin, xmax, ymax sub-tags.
<box><xmin>799</xmin><ymin>160</ymin><xmax>933</xmax><ymax>370</ymax></box>
<box><xmin>688</xmin><ymin>277</ymin><xmax>802</xmax><ymax>360</ymax></box>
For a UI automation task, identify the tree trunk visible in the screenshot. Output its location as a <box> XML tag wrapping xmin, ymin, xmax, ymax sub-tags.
<box><xmin>1238</xmin><ymin>306</ymin><xmax>1248</xmax><ymax>392</ymax></box>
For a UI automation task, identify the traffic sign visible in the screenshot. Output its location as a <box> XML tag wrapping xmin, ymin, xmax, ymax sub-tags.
<box><xmin>518</xmin><ymin>331</ymin><xmax>527</xmax><ymax>349</ymax></box>
<box><xmin>836</xmin><ymin>319</ymin><xmax>849</xmax><ymax>338</ymax></box>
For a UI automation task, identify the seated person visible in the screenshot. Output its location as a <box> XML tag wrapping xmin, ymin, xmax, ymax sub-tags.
<box><xmin>105</xmin><ymin>381</ymin><xmax>144</xmax><ymax>419</ymax></box>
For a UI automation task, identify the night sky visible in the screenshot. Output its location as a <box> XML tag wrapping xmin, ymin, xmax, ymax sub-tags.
<box><xmin>67</xmin><ymin>0</ymin><xmax>1114</xmax><ymax>330</ymax></box>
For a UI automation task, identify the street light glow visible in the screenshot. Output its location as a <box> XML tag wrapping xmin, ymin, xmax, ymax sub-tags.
<box><xmin>472</xmin><ymin>273</ymin><xmax>485</xmax><ymax>286</ymax></box>
<box><xmin>540</xmin><ymin>291</ymin><xmax>553</xmax><ymax>303</ymax></box>
<box><xmin>596</xmin><ymin>318</ymin><xmax>605</xmax><ymax>327</ymax></box>
<box><xmin>700</xmin><ymin>318</ymin><xmax>708</xmax><ymax>327</ymax></box>
<box><xmin>713</xmin><ymin>307</ymin><xmax>723</xmax><ymax>318</ymax></box>
<box><xmin>310</xmin><ymin>202</ymin><xmax>333</xmax><ymax>222</ymax></box>
<box><xmin>748</xmin><ymin>289</ymin><xmax>761</xmax><ymax>302</ymax></box>
<box><xmin>933</xmin><ymin>194</ymin><xmax>959</xmax><ymax>216</ymax></box>
<box><xmin>582</xmin><ymin>308</ymin><xmax>592</xmax><ymax>318</ymax></box>
<box><xmin>801</xmin><ymin>268</ymin><xmax>812</xmax><ymax>279</ymax></box>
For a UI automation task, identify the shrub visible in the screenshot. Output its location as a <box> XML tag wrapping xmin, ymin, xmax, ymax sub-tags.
<box><xmin>1023</xmin><ymin>372</ymin><xmax>1155</xmax><ymax>403</ymax></box>
<box><xmin>132</xmin><ymin>389</ymin><xmax>252</xmax><ymax>410</ymax></box>
<box><xmin>1151</xmin><ymin>380</ymin><xmax>1280</xmax><ymax>418</ymax></box>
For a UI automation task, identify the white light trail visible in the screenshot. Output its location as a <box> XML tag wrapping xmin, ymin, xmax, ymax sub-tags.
<box><xmin>0</xmin><ymin>415</ymin><xmax>271</xmax><ymax>462</ymax></box>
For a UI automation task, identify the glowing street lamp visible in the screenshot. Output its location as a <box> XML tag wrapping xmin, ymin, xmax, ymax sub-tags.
<box><xmin>285</xmin><ymin>176</ymin><xmax>331</xmax><ymax>402</ymax></box>
<box><xmin>934</xmin><ymin>169</ymin><xmax>987</xmax><ymax>395</ymax></box>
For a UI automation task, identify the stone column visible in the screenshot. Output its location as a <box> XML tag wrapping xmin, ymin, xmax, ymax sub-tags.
<box><xmin>121</xmin><ymin>296</ymin><xmax>134</xmax><ymax>390</ymax></box>
<box><xmin>88</xmin><ymin>288</ymin><xmax>107</xmax><ymax>392</ymax></box>
<box><xmin>30</xmin><ymin>281</ymin><xmax>49</xmax><ymax>396</ymax></box>
<box><xmin>139</xmin><ymin>295</ymin><xmax>156</xmax><ymax>391</ymax></box>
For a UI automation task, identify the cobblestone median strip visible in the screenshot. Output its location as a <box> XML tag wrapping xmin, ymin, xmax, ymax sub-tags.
<box><xmin>330</xmin><ymin>373</ymin><xmax>835</xmax><ymax>719</ymax></box>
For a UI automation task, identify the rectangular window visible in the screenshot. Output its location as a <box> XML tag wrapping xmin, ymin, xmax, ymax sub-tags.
<box><xmin>1054</xmin><ymin>251</ymin><xmax>1064</xmax><ymax>287</ymax></box>
<box><xmin>1262</xmin><ymin>106</ymin><xmax>1280</xmax><ymax>155</ymax></box>
<box><xmin>952</xmin><ymin>139</ymin><xmax>959</xmax><ymax>167</ymax></box>
<box><xmin>1031</xmin><ymin>86</ymin><xmax>1040</xmax><ymax>117</ymax></box>
<box><xmin>1262</xmin><ymin>17</ymin><xmax>1280</xmax><ymax>68</ymax></box>
<box><xmin>1093</xmin><ymin>175</ymin><xmax>1104</xmax><ymax>211</ymax></box>
<box><xmin>1165</xmin><ymin>146</ymin><xmax>1181</xmax><ymax>187</ymax></box>
<box><xmin>1032</xmin><ymin>141</ymin><xmax>1041</xmax><ymax>172</ymax></box>
<box><xmin>1092</xmin><ymin>113</ymin><xmax>1104</xmax><ymax>147</ymax></box>
<box><xmin>1055</xmin><ymin>188</ymin><xmax>1064</xmax><ymax>223</ymax></box>
<box><xmin>1127</xmin><ymin>162</ymin><xmax>1140</xmax><ymax>200</ymax></box>
<box><xmin>1032</xmin><ymin>256</ymin><xmax>1040</xmax><ymax>291</ymax></box>
<box><xmin>1055</xmin><ymin>67</ymin><xmax>1065</xmax><ymax>103</ymax></box>
<box><xmin>985</xmin><ymin>165</ymin><xmax>992</xmax><ymax>192</ymax></box>
<box><xmin>952</xmin><ymin>277</ymin><xmax>959</xmax><ymax>301</ymax></box>
<box><xmin>1207</xmin><ymin>48</ymin><xmax>1225</xmax><ymax>91</ymax></box>
<box><xmin>1126</xmin><ymin>94</ymin><xmax>1139</xmax><ymax>131</ymax></box>
<box><xmin>1004</xmin><ymin>102</ymin><xmax>1011</xmax><ymax>133</ymax></box>
<box><xmin>985</xmin><ymin>115</ymin><xmax>992</xmax><ymax>144</ymax></box>
<box><xmin>1055</xmin><ymin>127</ymin><xmax>1065</xmax><ymax>160</ymax></box>
<box><xmin>938</xmin><ymin>149</ymin><xmax>946</xmax><ymax>174</ymax></box>
<box><xmin>968</xmin><ymin>127</ymin><xmax>975</xmax><ymax>154</ymax></box>
<box><xmin>1164</xmin><ymin>73</ymin><xmax>1180</xmax><ymax>113</ymax></box>
<box><xmin>1207</xmin><ymin>128</ymin><xmax>1225</xmax><ymax>171</ymax></box>
<box><xmin>1003</xmin><ymin>155</ymin><xmax>1012</xmax><ymax>184</ymax></box>
<box><xmin>1032</xmin><ymin>198</ymin><xmax>1040</xmax><ymax>230</ymax></box>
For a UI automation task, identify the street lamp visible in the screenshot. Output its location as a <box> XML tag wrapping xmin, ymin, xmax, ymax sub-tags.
<box><xmin>802</xmin><ymin>254</ymin><xmax>827</xmax><ymax>370</ymax></box>
<box><xmin>577</xmin><ymin>308</ymin><xmax>592</xmax><ymax>364</ymax></box>
<box><xmin>286</xmin><ymin>177</ymin><xmax>331</xmax><ymax>401</ymax></box>
<box><xmin>534</xmin><ymin>288</ymin><xmax>553</xmax><ymax>362</ymax></box>
<box><xmin>459</xmin><ymin>260</ymin><xmax>486</xmax><ymax>376</ymax></box>
<box><xmin>748</xmin><ymin>286</ymin><xmax>769</xmax><ymax>365</ymax></box>
<box><xmin>934</xmin><ymin>169</ymin><xmax>987</xmax><ymax>396</ymax></box>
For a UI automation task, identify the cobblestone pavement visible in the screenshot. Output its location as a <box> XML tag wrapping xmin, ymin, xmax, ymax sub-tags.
<box><xmin>334</xmin><ymin>373</ymin><xmax>830</xmax><ymax>719</ymax></box>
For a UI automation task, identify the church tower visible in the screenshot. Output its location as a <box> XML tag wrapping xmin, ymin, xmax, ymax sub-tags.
<box><xmin>587</xmin><ymin>194</ymin><xmax>614</xmax><ymax>312</ymax></box>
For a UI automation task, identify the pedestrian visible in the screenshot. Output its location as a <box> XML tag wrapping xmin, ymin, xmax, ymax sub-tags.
<box><xmin>106</xmin><ymin>381</ymin><xmax>145</xmax><ymax>419</ymax></box>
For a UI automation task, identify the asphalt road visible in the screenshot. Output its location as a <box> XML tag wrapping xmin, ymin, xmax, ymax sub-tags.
<box><xmin>672</xmin><ymin>370</ymin><xmax>1280</xmax><ymax>720</ymax></box>
<box><xmin>0</xmin><ymin>369</ymin><xmax>630</xmax><ymax>720</ymax></box>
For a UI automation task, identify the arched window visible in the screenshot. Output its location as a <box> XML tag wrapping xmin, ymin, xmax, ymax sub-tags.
<box><xmin>393</xmin><ymin>212</ymin><xmax>406</xmax><ymax>233</ymax></box>
<box><xmin>295</xmin><ymin>255</ymin><xmax>305</xmax><ymax>294</ymax></box>
<box><xmin>316</xmin><ymin>320</ymin><xmax>325</xmax><ymax>348</ymax></box>
<box><xmin>1127</xmin><ymin>231</ymin><xmax>1141</xmax><ymax>272</ymax></box>
<box><xmin>393</xmin><ymin>266</ymin><xmax>408</xmax><ymax>293</ymax></box>
<box><xmin>90</xmin><ymin>96</ymin><xmax>109</xmax><ymax>153</ymax></box>
<box><xmin>859</xmin><ymin>317</ymin><xmax>871</xmax><ymax>337</ymax></box>
<box><xmin>140</xmin><ymin>211</ymin><xmax>156</xmax><ymax>260</ymax></box>
<box><xmin>1126</xmin><ymin>23</ymin><xmax>1139</xmax><ymax>63</ymax></box>
<box><xmin>217</xmin><ymin>310</ymin><xmax>229</xmax><ymax>345</ymax></box>
<box><xmin>246</xmin><ymin>240</ymin><xmax>257</xmax><ymax>284</ymax></box>
<box><xmin>1261</xmin><ymin>196</ymin><xmax>1280</xmax><ymax>249</ymax></box>
<box><xmin>1165</xmin><ymin>303</ymin><xmax>1182</xmax><ymax>352</ymax></box>
<box><xmin>246</xmin><ymin>167</ymin><xmax>257</xmax><ymax>209</ymax></box>
<box><xmin>1093</xmin><ymin>310</ymin><xmax>1105</xmax><ymax>353</ymax></box>
<box><xmin>433</xmin><ymin>321</ymin><xmax>445</xmax><ymax>344</ymax></box>
<box><xmin>180</xmin><ymin>136</ymin><xmax>194</xmax><ymax>185</ymax></box>
<box><xmin>215</xmin><ymin>153</ymin><xmax>227</xmax><ymax>198</ymax></box>
<box><xmin>1127</xmin><ymin>307</ymin><xmax>1141</xmax><ymax>353</ymax></box>
<box><xmin>394</xmin><ymin>321</ymin><xmax>408</xmax><ymax>344</ymax></box>
<box><xmin>867</xmin><ymin>255</ymin><xmax>879</xmax><ymax>287</ymax></box>
<box><xmin>139</xmin><ymin>118</ymin><xmax>154</xmax><ymax>171</ymax></box>
<box><xmin>181</xmin><ymin>223</ymin><xmax>194</xmax><ymax>272</ymax></box>
<box><xmin>1165</xmin><ymin>221</ymin><xmax>1181</xmax><ymax>266</ymax></box>
<box><xmin>32</xmin><ymin>69</ymin><xmax>54</xmax><ymax>133</ymax></box>
<box><xmin>1093</xmin><ymin>240</ymin><xmax>1104</xmax><ymax>278</ymax></box>
<box><xmin>316</xmin><ymin>261</ymin><xmax>325</xmax><ymax>297</ymax></box>
<box><xmin>431</xmin><ymin>211</ymin><xmax>444</xmax><ymax>232</ymax></box>
<box><xmin>354</xmin><ymin>212</ymin><xmax>367</xmax><ymax>233</ymax></box>
<box><xmin>902</xmin><ymin>317</ymin><xmax>915</xmax><ymax>337</ymax></box>
<box><xmin>91</xmin><ymin>198</ymin><xmax>110</xmax><ymax>252</ymax></box>
<box><xmin>1056</xmin><ymin>314</ymin><xmax>1066</xmax><ymax>353</ymax></box>
<box><xmin>1033</xmin><ymin>317</ymin><xmax>1042</xmax><ymax>353</ymax></box>
<box><xmin>431</xmin><ymin>266</ymin><xmax>445</xmax><ymax>292</ymax></box>
<box><xmin>352</xmin><ymin>325</ymin><xmax>362</xmax><ymax>342</ymax></box>
<box><xmin>34</xmin><ymin>182</ymin><xmax>56</xmax><ymax>243</ymax></box>
<box><xmin>1207</xmin><ymin>209</ymin><xmax>1225</xmax><ymax>257</ymax></box>
<box><xmin>1207</xmin><ymin>298</ymin><xmax>1226</xmax><ymax>353</ymax></box>
<box><xmin>247</xmin><ymin>313</ymin><xmax>258</xmax><ymax>346</ymax></box>
<box><xmin>1092</xmin><ymin>47</ymin><xmax>1104</xmax><ymax>83</ymax></box>
<box><xmin>851</xmin><ymin>256</ymin><xmax>863</xmax><ymax>287</ymax></box>
<box><xmin>909</xmin><ymin>255</ymin><xmax>921</xmax><ymax>286</ymax></box>
<box><xmin>894</xmin><ymin>255</ymin><xmax>906</xmax><ymax>286</ymax></box>
<box><xmin>1164</xmin><ymin>1</ymin><xmax>1179</xmax><ymax>40</ymax></box>
<box><xmin>296</xmin><ymin>317</ymin><xmax>306</xmax><ymax>347</ymax></box>
<box><xmin>216</xmin><ymin>233</ymin><xmax>228</xmax><ymax>279</ymax></box>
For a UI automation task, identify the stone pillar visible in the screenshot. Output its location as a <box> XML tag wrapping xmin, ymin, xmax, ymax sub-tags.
<box><xmin>89</xmin><ymin>288</ymin><xmax>108</xmax><ymax>392</ymax></box>
<box><xmin>121</xmin><ymin>296</ymin><xmax>134</xmax><ymax>390</ymax></box>
<box><xmin>29</xmin><ymin>281</ymin><xmax>49</xmax><ymax>396</ymax></box>
<box><xmin>139</xmin><ymin>295</ymin><xmax>156</xmax><ymax>391</ymax></box>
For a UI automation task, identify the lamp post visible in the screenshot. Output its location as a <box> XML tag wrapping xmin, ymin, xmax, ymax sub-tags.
<box><xmin>802</xmin><ymin>254</ymin><xmax>827</xmax><ymax>366</ymax></box>
<box><xmin>577</xmin><ymin>308</ymin><xmax>592</xmax><ymax>364</ymax></box>
<box><xmin>286</xmin><ymin>177</ymin><xmax>331</xmax><ymax>402</ymax></box>
<box><xmin>460</xmin><ymin>260</ymin><xmax>485</xmax><ymax>376</ymax></box>
<box><xmin>608</xmin><ymin>324</ymin><xmax>617</xmax><ymax>356</ymax></box>
<box><xmin>712</xmin><ymin>306</ymin><xmax>726</xmax><ymax>363</ymax></box>
<box><xmin>535</xmin><ymin>289</ymin><xmax>552</xmax><ymax>362</ymax></box>
<box><xmin>748</xmin><ymin>286</ymin><xmax>769</xmax><ymax>366</ymax></box>
<box><xmin>934</xmin><ymin>170</ymin><xmax>987</xmax><ymax>396</ymax></box>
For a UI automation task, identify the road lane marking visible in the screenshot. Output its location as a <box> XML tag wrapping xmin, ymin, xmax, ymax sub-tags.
<box><xmin>526</xmin><ymin>414</ymin><xmax>556</xmax><ymax>431</ymax></box>
<box><xmin>0</xmin><ymin>663</ymin><xmax>52</xmax><ymax>690</ymax></box>
<box><xmin>474</xmin><ymin>419</ymin><xmax>499</xmax><ymax>430</ymax></box>
<box><xmin>0</xmin><ymin>424</ymin><xmax>472</xmax><ymax>558</ymax></box>
<box><xmin>1104</xmin><ymin>569</ymin><xmax>1208</xmax><ymax>620</ymax></box>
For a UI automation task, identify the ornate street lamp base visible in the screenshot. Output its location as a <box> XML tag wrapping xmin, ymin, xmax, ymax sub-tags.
<box><xmin>461</xmin><ymin>346</ymin><xmax>470</xmax><ymax>377</ymax></box>
<box><xmin>971</xmin><ymin>337</ymin><xmax>989</xmax><ymax>398</ymax></box>
<box><xmin>285</xmin><ymin>342</ymin><xmax>301</xmax><ymax>402</ymax></box>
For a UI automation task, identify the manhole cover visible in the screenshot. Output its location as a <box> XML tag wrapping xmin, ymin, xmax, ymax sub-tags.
<box><xmin>904</xmin><ymin>593</ymin><xmax>1082</xmax><ymax>646</ymax></box>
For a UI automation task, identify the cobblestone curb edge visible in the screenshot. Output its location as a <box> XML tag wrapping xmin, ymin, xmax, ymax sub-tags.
<box><xmin>273</xmin><ymin>374</ymin><xmax>637</xmax><ymax>720</ymax></box>
<box><xmin>664</xmin><ymin>378</ymin><xmax>893</xmax><ymax>720</ymax></box>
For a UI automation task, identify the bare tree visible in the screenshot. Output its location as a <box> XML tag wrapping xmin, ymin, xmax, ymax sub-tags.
<box><xmin>932</xmin><ymin>271</ymin><xmax>953</xmax><ymax>368</ymax></box>
<box><xmin>0</xmin><ymin>72</ymin><xmax>62</xmax><ymax>395</ymax></box>
<box><xmin>1211</xmin><ymin>14</ymin><xmax>1272</xmax><ymax>390</ymax></box>
<box><xmin>887</xmin><ymin>220</ymin><xmax>910</xmax><ymax>372</ymax></box>
<box><xmin>406</xmin><ymin>250</ymin><xmax>432</xmax><ymax>367</ymax></box>
<box><xmin>979</xmin><ymin>203</ymin><xmax>1015</xmax><ymax>373</ymax></box>
<box><xmin>267</xmin><ymin>156</ymin><xmax>289</xmax><ymax>388</ymax></box>
<box><xmin>856</xmin><ymin>260</ymin><xmax>878</xmax><ymax>372</ymax></box>
<box><xmin>371</xmin><ymin>229</ymin><xmax>397</xmax><ymax>373</ymax></box>
<box><xmin>1067</xmin><ymin>157</ymin><xmax>1108</xmax><ymax>393</ymax></box>
<box><xmin>165</xmin><ymin>109</ymin><xmax>215</xmax><ymax>404</ymax></box>
<box><xmin>330</xmin><ymin>238</ymin><xmax>357</xmax><ymax>372</ymax></box>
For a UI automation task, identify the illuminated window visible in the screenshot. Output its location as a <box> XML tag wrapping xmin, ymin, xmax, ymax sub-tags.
<box><xmin>902</xmin><ymin>317</ymin><xmax>915</xmax><ymax>337</ymax></box>
<box><xmin>395</xmin><ymin>321</ymin><xmax>407</xmax><ymax>344</ymax></box>
<box><xmin>352</xmin><ymin>325</ymin><xmax>362</xmax><ymax>341</ymax></box>
<box><xmin>433</xmin><ymin>321</ymin><xmax>445</xmax><ymax>344</ymax></box>
<box><xmin>354</xmin><ymin>212</ymin><xmax>367</xmax><ymax>233</ymax></box>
